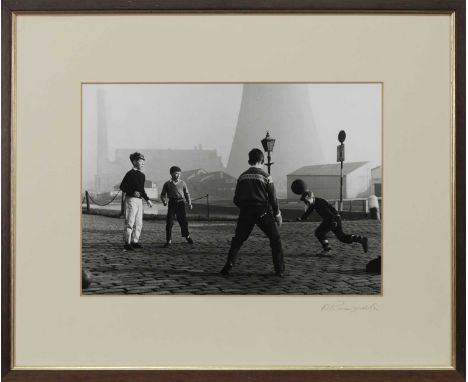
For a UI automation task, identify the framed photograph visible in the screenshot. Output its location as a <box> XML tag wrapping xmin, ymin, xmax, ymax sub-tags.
<box><xmin>2</xmin><ymin>0</ymin><xmax>465</xmax><ymax>381</ymax></box>
<box><xmin>81</xmin><ymin>82</ymin><xmax>382</xmax><ymax>295</ymax></box>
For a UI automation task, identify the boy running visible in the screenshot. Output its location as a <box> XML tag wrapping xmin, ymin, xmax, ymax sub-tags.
<box><xmin>291</xmin><ymin>179</ymin><xmax>368</xmax><ymax>256</ymax></box>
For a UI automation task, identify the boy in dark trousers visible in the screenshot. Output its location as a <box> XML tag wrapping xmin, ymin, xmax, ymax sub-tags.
<box><xmin>220</xmin><ymin>148</ymin><xmax>285</xmax><ymax>277</ymax></box>
<box><xmin>119</xmin><ymin>152</ymin><xmax>153</xmax><ymax>251</ymax></box>
<box><xmin>291</xmin><ymin>179</ymin><xmax>368</xmax><ymax>256</ymax></box>
<box><xmin>160</xmin><ymin>166</ymin><xmax>193</xmax><ymax>247</ymax></box>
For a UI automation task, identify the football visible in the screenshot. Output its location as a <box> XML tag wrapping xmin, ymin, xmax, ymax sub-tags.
<box><xmin>291</xmin><ymin>179</ymin><xmax>307</xmax><ymax>195</ymax></box>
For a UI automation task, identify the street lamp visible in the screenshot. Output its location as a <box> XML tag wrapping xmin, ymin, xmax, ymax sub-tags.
<box><xmin>261</xmin><ymin>131</ymin><xmax>276</xmax><ymax>174</ymax></box>
<box><xmin>337</xmin><ymin>130</ymin><xmax>346</xmax><ymax>212</ymax></box>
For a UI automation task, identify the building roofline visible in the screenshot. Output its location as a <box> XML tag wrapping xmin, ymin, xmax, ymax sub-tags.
<box><xmin>287</xmin><ymin>161</ymin><xmax>371</xmax><ymax>176</ymax></box>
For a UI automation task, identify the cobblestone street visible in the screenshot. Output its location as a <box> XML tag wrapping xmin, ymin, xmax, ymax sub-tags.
<box><xmin>82</xmin><ymin>214</ymin><xmax>381</xmax><ymax>295</ymax></box>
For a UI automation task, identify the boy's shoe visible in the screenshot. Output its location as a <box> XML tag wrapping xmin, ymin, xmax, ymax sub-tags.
<box><xmin>220</xmin><ymin>262</ymin><xmax>233</xmax><ymax>276</ymax></box>
<box><xmin>123</xmin><ymin>244</ymin><xmax>134</xmax><ymax>251</ymax></box>
<box><xmin>131</xmin><ymin>242</ymin><xmax>143</xmax><ymax>249</ymax></box>
<box><xmin>186</xmin><ymin>237</ymin><xmax>194</xmax><ymax>245</ymax></box>
<box><xmin>319</xmin><ymin>249</ymin><xmax>332</xmax><ymax>257</ymax></box>
<box><xmin>275</xmin><ymin>270</ymin><xmax>285</xmax><ymax>278</ymax></box>
<box><xmin>275</xmin><ymin>264</ymin><xmax>285</xmax><ymax>278</ymax></box>
<box><xmin>163</xmin><ymin>242</ymin><xmax>171</xmax><ymax>248</ymax></box>
<box><xmin>361</xmin><ymin>237</ymin><xmax>369</xmax><ymax>253</ymax></box>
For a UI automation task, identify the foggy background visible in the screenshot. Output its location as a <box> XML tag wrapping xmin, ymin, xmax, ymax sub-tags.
<box><xmin>82</xmin><ymin>83</ymin><xmax>381</xmax><ymax>197</ymax></box>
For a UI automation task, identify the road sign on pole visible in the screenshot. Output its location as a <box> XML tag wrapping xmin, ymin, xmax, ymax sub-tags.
<box><xmin>337</xmin><ymin>144</ymin><xmax>345</xmax><ymax>162</ymax></box>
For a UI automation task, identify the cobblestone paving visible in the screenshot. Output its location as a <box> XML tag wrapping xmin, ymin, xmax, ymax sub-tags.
<box><xmin>82</xmin><ymin>214</ymin><xmax>381</xmax><ymax>295</ymax></box>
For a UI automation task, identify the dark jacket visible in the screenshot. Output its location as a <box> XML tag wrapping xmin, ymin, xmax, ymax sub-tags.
<box><xmin>119</xmin><ymin>169</ymin><xmax>149</xmax><ymax>201</ymax></box>
<box><xmin>233</xmin><ymin>167</ymin><xmax>279</xmax><ymax>215</ymax></box>
<box><xmin>301</xmin><ymin>194</ymin><xmax>340</xmax><ymax>221</ymax></box>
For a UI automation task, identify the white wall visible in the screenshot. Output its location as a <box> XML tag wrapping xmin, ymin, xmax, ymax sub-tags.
<box><xmin>287</xmin><ymin>165</ymin><xmax>372</xmax><ymax>200</ymax></box>
<box><xmin>287</xmin><ymin>175</ymin><xmax>342</xmax><ymax>200</ymax></box>
<box><xmin>346</xmin><ymin>165</ymin><xmax>372</xmax><ymax>198</ymax></box>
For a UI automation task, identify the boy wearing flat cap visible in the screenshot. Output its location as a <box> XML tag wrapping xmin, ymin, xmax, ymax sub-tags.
<box><xmin>119</xmin><ymin>152</ymin><xmax>153</xmax><ymax>251</ymax></box>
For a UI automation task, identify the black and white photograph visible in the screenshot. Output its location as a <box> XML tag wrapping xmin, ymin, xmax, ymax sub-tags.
<box><xmin>82</xmin><ymin>83</ymin><xmax>382</xmax><ymax>295</ymax></box>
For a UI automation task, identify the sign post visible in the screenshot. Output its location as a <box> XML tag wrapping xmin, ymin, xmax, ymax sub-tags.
<box><xmin>337</xmin><ymin>130</ymin><xmax>346</xmax><ymax>212</ymax></box>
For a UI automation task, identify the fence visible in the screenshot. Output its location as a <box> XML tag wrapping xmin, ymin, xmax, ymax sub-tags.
<box><xmin>191</xmin><ymin>194</ymin><xmax>210</xmax><ymax>220</ymax></box>
<box><xmin>82</xmin><ymin>191</ymin><xmax>211</xmax><ymax>219</ymax></box>
<box><xmin>82</xmin><ymin>192</ymin><xmax>381</xmax><ymax>220</ymax></box>
<box><xmin>279</xmin><ymin>197</ymin><xmax>382</xmax><ymax>214</ymax></box>
<box><xmin>328</xmin><ymin>197</ymin><xmax>382</xmax><ymax>213</ymax></box>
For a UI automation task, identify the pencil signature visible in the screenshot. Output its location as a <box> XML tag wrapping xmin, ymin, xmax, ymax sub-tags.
<box><xmin>321</xmin><ymin>301</ymin><xmax>378</xmax><ymax>313</ymax></box>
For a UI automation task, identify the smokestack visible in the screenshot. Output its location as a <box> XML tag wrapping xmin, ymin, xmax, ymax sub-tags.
<box><xmin>96</xmin><ymin>89</ymin><xmax>109</xmax><ymax>193</ymax></box>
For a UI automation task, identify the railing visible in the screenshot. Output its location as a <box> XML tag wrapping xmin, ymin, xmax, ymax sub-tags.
<box><xmin>82</xmin><ymin>190</ymin><xmax>124</xmax><ymax>216</ymax></box>
<box><xmin>278</xmin><ymin>197</ymin><xmax>382</xmax><ymax>213</ymax></box>
<box><xmin>327</xmin><ymin>197</ymin><xmax>382</xmax><ymax>213</ymax></box>
<box><xmin>82</xmin><ymin>191</ymin><xmax>211</xmax><ymax>219</ymax></box>
<box><xmin>191</xmin><ymin>194</ymin><xmax>210</xmax><ymax>220</ymax></box>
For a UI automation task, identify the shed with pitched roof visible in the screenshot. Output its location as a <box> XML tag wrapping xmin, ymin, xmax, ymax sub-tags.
<box><xmin>286</xmin><ymin>161</ymin><xmax>373</xmax><ymax>200</ymax></box>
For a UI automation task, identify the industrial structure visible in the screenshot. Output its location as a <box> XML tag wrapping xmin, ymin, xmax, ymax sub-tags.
<box><xmin>91</xmin><ymin>90</ymin><xmax>224</xmax><ymax>194</ymax></box>
<box><xmin>226</xmin><ymin>84</ymin><xmax>325</xmax><ymax>197</ymax></box>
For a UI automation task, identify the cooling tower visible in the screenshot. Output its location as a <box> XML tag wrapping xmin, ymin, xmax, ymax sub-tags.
<box><xmin>226</xmin><ymin>84</ymin><xmax>324</xmax><ymax>196</ymax></box>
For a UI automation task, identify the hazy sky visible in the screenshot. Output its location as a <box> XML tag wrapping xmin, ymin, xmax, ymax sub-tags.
<box><xmin>83</xmin><ymin>83</ymin><xmax>381</xmax><ymax>184</ymax></box>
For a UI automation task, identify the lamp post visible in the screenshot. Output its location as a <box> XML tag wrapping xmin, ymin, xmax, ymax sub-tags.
<box><xmin>337</xmin><ymin>130</ymin><xmax>346</xmax><ymax>212</ymax></box>
<box><xmin>261</xmin><ymin>131</ymin><xmax>276</xmax><ymax>174</ymax></box>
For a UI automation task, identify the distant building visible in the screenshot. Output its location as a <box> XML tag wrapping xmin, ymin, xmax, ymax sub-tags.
<box><xmin>184</xmin><ymin>170</ymin><xmax>237</xmax><ymax>200</ymax></box>
<box><xmin>91</xmin><ymin>91</ymin><xmax>226</xmax><ymax>194</ymax></box>
<box><xmin>93</xmin><ymin>148</ymin><xmax>225</xmax><ymax>194</ymax></box>
<box><xmin>111</xmin><ymin>179</ymin><xmax>158</xmax><ymax>199</ymax></box>
<box><xmin>181</xmin><ymin>168</ymin><xmax>208</xmax><ymax>181</ymax></box>
<box><xmin>287</xmin><ymin>161</ymin><xmax>373</xmax><ymax>200</ymax></box>
<box><xmin>371</xmin><ymin>166</ymin><xmax>382</xmax><ymax>197</ymax></box>
<box><xmin>116</xmin><ymin>148</ymin><xmax>224</xmax><ymax>184</ymax></box>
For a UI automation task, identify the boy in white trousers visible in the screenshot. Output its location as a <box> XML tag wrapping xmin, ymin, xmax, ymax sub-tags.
<box><xmin>119</xmin><ymin>152</ymin><xmax>152</xmax><ymax>250</ymax></box>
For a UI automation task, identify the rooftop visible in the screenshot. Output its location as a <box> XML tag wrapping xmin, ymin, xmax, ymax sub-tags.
<box><xmin>288</xmin><ymin>161</ymin><xmax>370</xmax><ymax>176</ymax></box>
<box><xmin>181</xmin><ymin>168</ymin><xmax>207</xmax><ymax>180</ymax></box>
<box><xmin>189</xmin><ymin>171</ymin><xmax>237</xmax><ymax>183</ymax></box>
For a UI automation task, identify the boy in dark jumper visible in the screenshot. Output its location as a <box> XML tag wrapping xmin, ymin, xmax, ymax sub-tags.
<box><xmin>119</xmin><ymin>152</ymin><xmax>153</xmax><ymax>251</ymax></box>
<box><xmin>291</xmin><ymin>179</ymin><xmax>368</xmax><ymax>256</ymax></box>
<box><xmin>160</xmin><ymin>166</ymin><xmax>193</xmax><ymax>247</ymax></box>
<box><xmin>220</xmin><ymin>148</ymin><xmax>285</xmax><ymax>277</ymax></box>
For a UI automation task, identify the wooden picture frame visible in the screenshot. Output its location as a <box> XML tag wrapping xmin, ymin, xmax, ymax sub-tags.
<box><xmin>2</xmin><ymin>1</ymin><xmax>465</xmax><ymax>381</ymax></box>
